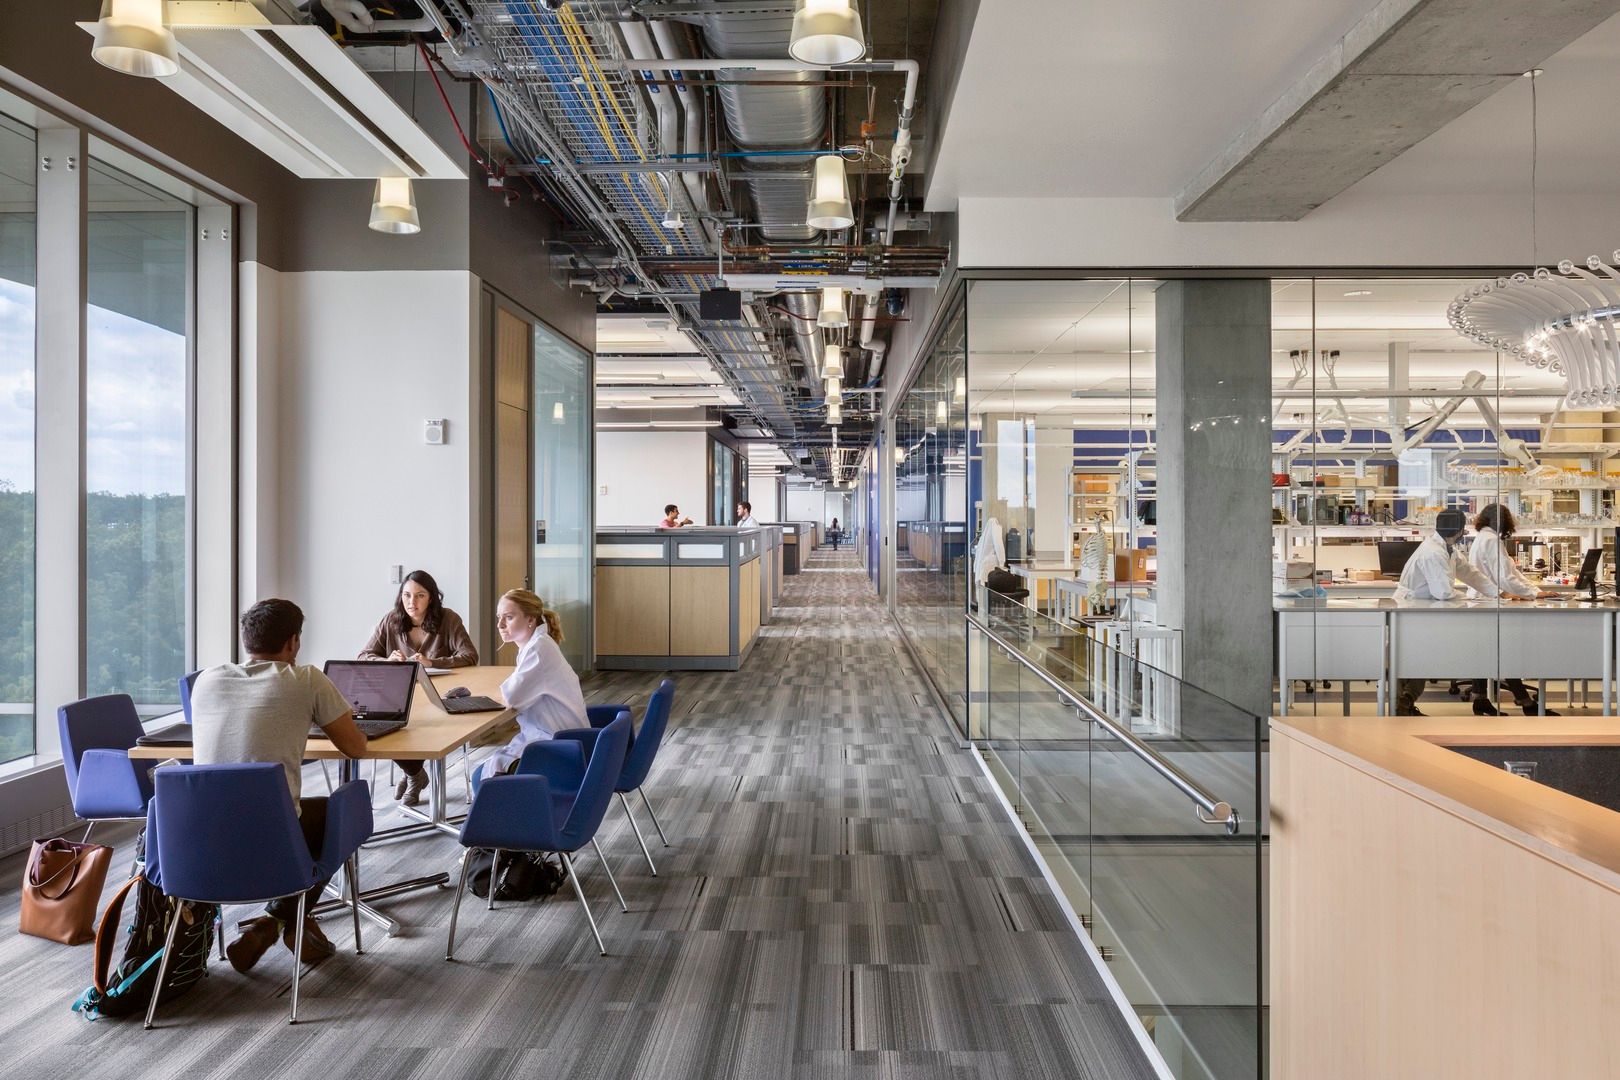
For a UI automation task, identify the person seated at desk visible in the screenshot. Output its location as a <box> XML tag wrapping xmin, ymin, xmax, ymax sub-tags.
<box><xmin>1467</xmin><ymin>503</ymin><xmax>1558</xmax><ymax>716</ymax></box>
<box><xmin>659</xmin><ymin>504</ymin><xmax>693</xmax><ymax>529</ymax></box>
<box><xmin>358</xmin><ymin>570</ymin><xmax>478</xmax><ymax>806</ymax></box>
<box><xmin>736</xmin><ymin>501</ymin><xmax>759</xmax><ymax>527</ymax></box>
<box><xmin>473</xmin><ymin>588</ymin><xmax>588</xmax><ymax>788</ymax></box>
<box><xmin>1392</xmin><ymin>509</ymin><xmax>1499</xmax><ymax>716</ymax></box>
<box><xmin>191</xmin><ymin>598</ymin><xmax>365</xmax><ymax>972</ymax></box>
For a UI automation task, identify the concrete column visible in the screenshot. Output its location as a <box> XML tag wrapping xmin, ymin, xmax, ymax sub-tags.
<box><xmin>1155</xmin><ymin>280</ymin><xmax>1273</xmax><ymax>718</ymax></box>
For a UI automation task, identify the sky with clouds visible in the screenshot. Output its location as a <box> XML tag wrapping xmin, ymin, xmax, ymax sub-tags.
<box><xmin>0</xmin><ymin>277</ymin><xmax>186</xmax><ymax>497</ymax></box>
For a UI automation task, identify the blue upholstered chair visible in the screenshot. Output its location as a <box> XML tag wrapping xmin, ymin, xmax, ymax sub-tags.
<box><xmin>555</xmin><ymin>679</ymin><xmax>676</xmax><ymax>875</ymax></box>
<box><xmin>178</xmin><ymin>670</ymin><xmax>202</xmax><ymax>723</ymax></box>
<box><xmin>58</xmin><ymin>694</ymin><xmax>155</xmax><ymax>844</ymax></box>
<box><xmin>142</xmin><ymin>763</ymin><xmax>373</xmax><ymax>1028</ymax></box>
<box><xmin>447</xmin><ymin>712</ymin><xmax>632</xmax><ymax>959</ymax></box>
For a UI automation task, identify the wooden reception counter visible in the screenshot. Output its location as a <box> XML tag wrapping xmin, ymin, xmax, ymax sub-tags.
<box><xmin>1272</xmin><ymin>714</ymin><xmax>1620</xmax><ymax>1079</ymax></box>
<box><xmin>595</xmin><ymin>527</ymin><xmax>765</xmax><ymax>671</ymax></box>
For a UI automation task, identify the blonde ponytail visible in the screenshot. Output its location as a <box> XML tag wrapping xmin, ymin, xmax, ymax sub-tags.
<box><xmin>500</xmin><ymin>588</ymin><xmax>565</xmax><ymax>644</ymax></box>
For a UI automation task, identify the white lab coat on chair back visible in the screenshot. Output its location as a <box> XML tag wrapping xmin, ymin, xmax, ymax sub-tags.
<box><xmin>974</xmin><ymin>517</ymin><xmax>1006</xmax><ymax>586</ymax></box>
<box><xmin>480</xmin><ymin>629</ymin><xmax>589</xmax><ymax>780</ymax></box>
<box><xmin>1394</xmin><ymin>532</ymin><xmax>1498</xmax><ymax>601</ymax></box>
<box><xmin>1467</xmin><ymin>526</ymin><xmax>1536</xmax><ymax>599</ymax></box>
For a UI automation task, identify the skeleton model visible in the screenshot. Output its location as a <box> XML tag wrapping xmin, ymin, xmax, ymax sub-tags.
<box><xmin>1079</xmin><ymin>510</ymin><xmax>1113</xmax><ymax>615</ymax></box>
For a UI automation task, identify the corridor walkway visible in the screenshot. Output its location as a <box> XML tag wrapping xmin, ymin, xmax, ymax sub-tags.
<box><xmin>0</xmin><ymin>548</ymin><xmax>1156</xmax><ymax>1080</ymax></box>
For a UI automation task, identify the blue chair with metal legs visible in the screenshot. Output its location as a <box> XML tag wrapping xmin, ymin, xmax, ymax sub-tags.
<box><xmin>447</xmin><ymin>712</ymin><xmax>632</xmax><ymax>959</ymax></box>
<box><xmin>142</xmin><ymin>763</ymin><xmax>373</xmax><ymax>1028</ymax></box>
<box><xmin>178</xmin><ymin>670</ymin><xmax>202</xmax><ymax>723</ymax></box>
<box><xmin>58</xmin><ymin>694</ymin><xmax>155</xmax><ymax>845</ymax></box>
<box><xmin>555</xmin><ymin>679</ymin><xmax>676</xmax><ymax>875</ymax></box>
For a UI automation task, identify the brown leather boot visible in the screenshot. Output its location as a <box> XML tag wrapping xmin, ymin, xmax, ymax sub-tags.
<box><xmin>283</xmin><ymin>917</ymin><xmax>337</xmax><ymax>964</ymax></box>
<box><xmin>225</xmin><ymin>917</ymin><xmax>281</xmax><ymax>973</ymax></box>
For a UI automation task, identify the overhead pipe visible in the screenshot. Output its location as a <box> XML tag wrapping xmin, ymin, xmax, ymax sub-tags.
<box><xmin>649</xmin><ymin>19</ymin><xmax>718</xmax><ymax>249</ymax></box>
<box><xmin>782</xmin><ymin>291</ymin><xmax>827</xmax><ymax>397</ymax></box>
<box><xmin>599</xmin><ymin>56</ymin><xmax>919</xmax><ymax>240</ymax></box>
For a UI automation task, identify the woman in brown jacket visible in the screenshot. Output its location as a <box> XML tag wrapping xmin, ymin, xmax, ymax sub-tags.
<box><xmin>359</xmin><ymin>569</ymin><xmax>478</xmax><ymax>805</ymax></box>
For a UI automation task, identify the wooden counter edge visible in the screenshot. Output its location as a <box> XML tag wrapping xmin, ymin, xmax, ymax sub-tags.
<box><xmin>1272</xmin><ymin>715</ymin><xmax>1620</xmax><ymax>895</ymax></box>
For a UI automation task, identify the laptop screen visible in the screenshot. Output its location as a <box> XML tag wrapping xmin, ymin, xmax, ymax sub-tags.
<box><xmin>323</xmin><ymin>660</ymin><xmax>417</xmax><ymax>716</ymax></box>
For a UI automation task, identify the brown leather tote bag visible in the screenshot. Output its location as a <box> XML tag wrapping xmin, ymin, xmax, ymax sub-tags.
<box><xmin>20</xmin><ymin>837</ymin><xmax>113</xmax><ymax>945</ymax></box>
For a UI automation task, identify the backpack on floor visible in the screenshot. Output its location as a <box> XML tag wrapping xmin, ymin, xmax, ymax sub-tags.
<box><xmin>465</xmin><ymin>848</ymin><xmax>564</xmax><ymax>902</ymax></box>
<box><xmin>71</xmin><ymin>837</ymin><xmax>216</xmax><ymax>1021</ymax></box>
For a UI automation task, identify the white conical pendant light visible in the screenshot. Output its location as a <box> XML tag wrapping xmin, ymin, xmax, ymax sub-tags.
<box><xmin>806</xmin><ymin>155</ymin><xmax>854</xmax><ymax>231</ymax></box>
<box><xmin>823</xmin><ymin>344</ymin><xmax>844</xmax><ymax>379</ymax></box>
<box><xmin>789</xmin><ymin>0</ymin><xmax>865</xmax><ymax>65</ymax></box>
<box><xmin>369</xmin><ymin>177</ymin><xmax>421</xmax><ymax>235</ymax></box>
<box><xmin>91</xmin><ymin>0</ymin><xmax>179</xmax><ymax>78</ymax></box>
<box><xmin>817</xmin><ymin>285</ymin><xmax>849</xmax><ymax>329</ymax></box>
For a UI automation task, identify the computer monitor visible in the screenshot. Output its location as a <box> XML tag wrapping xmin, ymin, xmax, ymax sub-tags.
<box><xmin>1575</xmin><ymin>547</ymin><xmax>1603</xmax><ymax>593</ymax></box>
<box><xmin>323</xmin><ymin>660</ymin><xmax>417</xmax><ymax>720</ymax></box>
<box><xmin>1377</xmin><ymin>540</ymin><xmax>1421</xmax><ymax>578</ymax></box>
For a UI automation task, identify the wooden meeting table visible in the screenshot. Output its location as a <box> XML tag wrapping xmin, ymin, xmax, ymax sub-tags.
<box><xmin>129</xmin><ymin>665</ymin><xmax>516</xmax><ymax>935</ymax></box>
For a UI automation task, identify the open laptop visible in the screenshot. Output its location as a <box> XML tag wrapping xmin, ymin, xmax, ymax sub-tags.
<box><xmin>415</xmin><ymin>665</ymin><xmax>505</xmax><ymax>715</ymax></box>
<box><xmin>319</xmin><ymin>660</ymin><xmax>418</xmax><ymax>739</ymax></box>
<box><xmin>136</xmin><ymin>660</ymin><xmax>418</xmax><ymax>747</ymax></box>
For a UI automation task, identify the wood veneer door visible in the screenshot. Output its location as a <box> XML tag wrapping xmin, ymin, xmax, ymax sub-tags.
<box><xmin>494</xmin><ymin>308</ymin><xmax>531</xmax><ymax>593</ymax></box>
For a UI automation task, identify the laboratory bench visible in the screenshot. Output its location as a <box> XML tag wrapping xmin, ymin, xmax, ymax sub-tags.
<box><xmin>1275</xmin><ymin>595</ymin><xmax>1619</xmax><ymax>715</ymax></box>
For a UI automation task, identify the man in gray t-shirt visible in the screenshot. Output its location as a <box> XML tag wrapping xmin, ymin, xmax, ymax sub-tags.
<box><xmin>191</xmin><ymin>599</ymin><xmax>365</xmax><ymax>973</ymax></box>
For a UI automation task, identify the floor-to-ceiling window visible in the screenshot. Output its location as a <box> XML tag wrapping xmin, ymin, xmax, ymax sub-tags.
<box><xmin>532</xmin><ymin>319</ymin><xmax>593</xmax><ymax>669</ymax></box>
<box><xmin>0</xmin><ymin>108</ymin><xmax>35</xmax><ymax>763</ymax></box>
<box><xmin>83</xmin><ymin>156</ymin><xmax>191</xmax><ymax>713</ymax></box>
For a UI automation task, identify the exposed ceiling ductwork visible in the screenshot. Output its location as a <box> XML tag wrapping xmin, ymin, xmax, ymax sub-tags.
<box><xmin>306</xmin><ymin>0</ymin><xmax>945</xmax><ymax>477</ymax></box>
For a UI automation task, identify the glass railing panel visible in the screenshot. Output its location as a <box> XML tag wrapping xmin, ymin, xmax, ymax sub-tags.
<box><xmin>967</xmin><ymin>602</ymin><xmax>1264</xmax><ymax>1080</ymax></box>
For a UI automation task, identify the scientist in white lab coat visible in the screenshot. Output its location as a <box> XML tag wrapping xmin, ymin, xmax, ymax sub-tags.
<box><xmin>1467</xmin><ymin>504</ymin><xmax>1557</xmax><ymax>715</ymax></box>
<box><xmin>475</xmin><ymin>588</ymin><xmax>589</xmax><ymax>787</ymax></box>
<box><xmin>1393</xmin><ymin>509</ymin><xmax>1498</xmax><ymax>715</ymax></box>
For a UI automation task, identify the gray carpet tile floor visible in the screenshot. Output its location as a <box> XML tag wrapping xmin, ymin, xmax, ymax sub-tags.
<box><xmin>0</xmin><ymin>549</ymin><xmax>1157</xmax><ymax>1080</ymax></box>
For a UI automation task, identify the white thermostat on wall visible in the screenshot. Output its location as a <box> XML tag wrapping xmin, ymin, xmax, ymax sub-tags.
<box><xmin>425</xmin><ymin>419</ymin><xmax>446</xmax><ymax>445</ymax></box>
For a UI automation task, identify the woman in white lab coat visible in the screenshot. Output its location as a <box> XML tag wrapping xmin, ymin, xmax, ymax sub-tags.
<box><xmin>1468</xmin><ymin>504</ymin><xmax>1556</xmax><ymax>715</ymax></box>
<box><xmin>475</xmin><ymin>588</ymin><xmax>589</xmax><ymax>786</ymax></box>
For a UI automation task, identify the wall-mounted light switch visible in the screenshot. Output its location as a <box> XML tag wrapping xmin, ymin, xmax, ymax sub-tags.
<box><xmin>390</xmin><ymin>564</ymin><xmax>404</xmax><ymax>584</ymax></box>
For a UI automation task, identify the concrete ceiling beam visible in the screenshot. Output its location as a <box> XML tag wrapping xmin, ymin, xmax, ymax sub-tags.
<box><xmin>1175</xmin><ymin>0</ymin><xmax>1620</xmax><ymax>222</ymax></box>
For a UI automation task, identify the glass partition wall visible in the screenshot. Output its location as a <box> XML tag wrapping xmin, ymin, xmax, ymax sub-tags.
<box><xmin>889</xmin><ymin>272</ymin><xmax>1584</xmax><ymax>1079</ymax></box>
<box><xmin>892</xmin><ymin>294</ymin><xmax>968</xmax><ymax>725</ymax></box>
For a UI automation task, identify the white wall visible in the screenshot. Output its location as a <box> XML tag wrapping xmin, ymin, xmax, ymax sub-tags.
<box><xmin>264</xmin><ymin>270</ymin><xmax>476</xmax><ymax>667</ymax></box>
<box><xmin>595</xmin><ymin>430</ymin><xmax>710</xmax><ymax>527</ymax></box>
<box><xmin>956</xmin><ymin>192</ymin><xmax>1620</xmax><ymax>269</ymax></box>
<box><xmin>748</xmin><ymin>477</ymin><xmax>780</xmax><ymax>522</ymax></box>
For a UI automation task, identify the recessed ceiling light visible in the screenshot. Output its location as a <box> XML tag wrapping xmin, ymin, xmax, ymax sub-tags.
<box><xmin>1343</xmin><ymin>290</ymin><xmax>1373</xmax><ymax>297</ymax></box>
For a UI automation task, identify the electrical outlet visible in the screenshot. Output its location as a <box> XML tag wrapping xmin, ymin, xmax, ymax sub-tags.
<box><xmin>390</xmin><ymin>564</ymin><xmax>403</xmax><ymax>585</ymax></box>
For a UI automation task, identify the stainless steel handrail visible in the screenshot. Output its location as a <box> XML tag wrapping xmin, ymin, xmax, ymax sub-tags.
<box><xmin>966</xmin><ymin>612</ymin><xmax>1243</xmax><ymax>836</ymax></box>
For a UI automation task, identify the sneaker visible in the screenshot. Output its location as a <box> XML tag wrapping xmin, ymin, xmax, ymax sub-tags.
<box><xmin>226</xmin><ymin>917</ymin><xmax>282</xmax><ymax>973</ymax></box>
<box><xmin>283</xmin><ymin>917</ymin><xmax>337</xmax><ymax>965</ymax></box>
<box><xmin>399</xmin><ymin>770</ymin><xmax>429</xmax><ymax>807</ymax></box>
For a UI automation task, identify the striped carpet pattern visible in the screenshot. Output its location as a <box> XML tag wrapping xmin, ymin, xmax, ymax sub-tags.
<box><xmin>0</xmin><ymin>550</ymin><xmax>1155</xmax><ymax>1080</ymax></box>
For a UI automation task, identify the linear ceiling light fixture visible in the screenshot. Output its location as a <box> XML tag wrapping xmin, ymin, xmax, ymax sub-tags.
<box><xmin>91</xmin><ymin>0</ymin><xmax>179</xmax><ymax>78</ymax></box>
<box><xmin>807</xmin><ymin>155</ymin><xmax>854</xmax><ymax>231</ymax></box>
<box><xmin>789</xmin><ymin>0</ymin><xmax>866</xmax><ymax>64</ymax></box>
<box><xmin>825</xmin><ymin>377</ymin><xmax>843</xmax><ymax>405</ymax></box>
<box><xmin>827</xmin><ymin>402</ymin><xmax>843</xmax><ymax>425</ymax></box>
<box><xmin>369</xmin><ymin>176</ymin><xmax>421</xmax><ymax>234</ymax></box>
